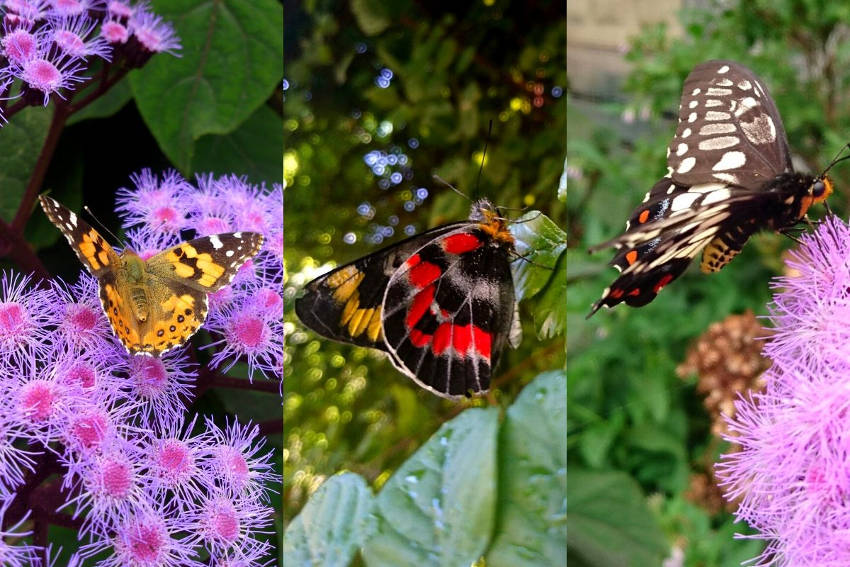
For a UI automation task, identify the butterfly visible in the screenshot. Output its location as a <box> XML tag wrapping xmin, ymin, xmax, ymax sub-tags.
<box><xmin>587</xmin><ymin>59</ymin><xmax>836</xmax><ymax>318</ymax></box>
<box><xmin>39</xmin><ymin>195</ymin><xmax>264</xmax><ymax>356</ymax></box>
<box><xmin>295</xmin><ymin>199</ymin><xmax>521</xmax><ymax>399</ymax></box>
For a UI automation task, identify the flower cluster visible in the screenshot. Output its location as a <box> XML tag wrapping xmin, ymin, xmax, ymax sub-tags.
<box><xmin>0</xmin><ymin>0</ymin><xmax>180</xmax><ymax>115</ymax></box>
<box><xmin>716</xmin><ymin>215</ymin><xmax>850</xmax><ymax>566</ymax></box>
<box><xmin>0</xmin><ymin>171</ymin><xmax>281</xmax><ymax>564</ymax></box>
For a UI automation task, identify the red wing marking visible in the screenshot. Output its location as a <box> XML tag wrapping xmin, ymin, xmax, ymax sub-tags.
<box><xmin>610</xmin><ymin>289</ymin><xmax>624</xmax><ymax>299</ymax></box>
<box><xmin>406</xmin><ymin>284</ymin><xmax>435</xmax><ymax>328</ymax></box>
<box><xmin>430</xmin><ymin>323</ymin><xmax>491</xmax><ymax>359</ymax></box>
<box><xmin>638</xmin><ymin>209</ymin><xmax>650</xmax><ymax>223</ymax></box>
<box><xmin>628</xmin><ymin>288</ymin><xmax>641</xmax><ymax>296</ymax></box>
<box><xmin>404</xmin><ymin>253</ymin><xmax>421</xmax><ymax>268</ymax></box>
<box><xmin>433</xmin><ymin>323</ymin><xmax>452</xmax><ymax>354</ymax></box>
<box><xmin>625</xmin><ymin>250</ymin><xmax>638</xmax><ymax>265</ymax></box>
<box><xmin>408</xmin><ymin>261</ymin><xmax>441</xmax><ymax>288</ymax></box>
<box><xmin>442</xmin><ymin>233</ymin><xmax>481</xmax><ymax>254</ymax></box>
<box><xmin>653</xmin><ymin>274</ymin><xmax>674</xmax><ymax>293</ymax></box>
<box><xmin>410</xmin><ymin>328</ymin><xmax>430</xmax><ymax>347</ymax></box>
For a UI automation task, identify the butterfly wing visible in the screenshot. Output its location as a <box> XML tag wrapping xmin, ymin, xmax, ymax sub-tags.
<box><xmin>135</xmin><ymin>233</ymin><xmax>264</xmax><ymax>356</ymax></box>
<box><xmin>667</xmin><ymin>60</ymin><xmax>793</xmax><ymax>189</ymax></box>
<box><xmin>39</xmin><ymin>195</ymin><xmax>121</xmax><ymax>278</ymax></box>
<box><xmin>295</xmin><ymin>223</ymin><xmax>465</xmax><ymax>350</ymax></box>
<box><xmin>381</xmin><ymin>225</ymin><xmax>516</xmax><ymax>399</ymax></box>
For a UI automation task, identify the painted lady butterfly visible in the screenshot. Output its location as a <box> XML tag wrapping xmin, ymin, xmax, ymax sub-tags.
<box><xmin>39</xmin><ymin>195</ymin><xmax>264</xmax><ymax>356</ymax></box>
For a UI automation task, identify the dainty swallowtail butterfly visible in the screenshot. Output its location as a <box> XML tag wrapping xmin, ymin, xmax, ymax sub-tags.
<box><xmin>587</xmin><ymin>59</ymin><xmax>837</xmax><ymax>318</ymax></box>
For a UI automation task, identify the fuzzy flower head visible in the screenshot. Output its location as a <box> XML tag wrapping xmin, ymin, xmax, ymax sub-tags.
<box><xmin>115</xmin><ymin>168</ymin><xmax>193</xmax><ymax>232</ymax></box>
<box><xmin>51</xmin><ymin>14</ymin><xmax>113</xmax><ymax>60</ymax></box>
<box><xmin>716</xmin><ymin>216</ymin><xmax>850</xmax><ymax>565</ymax></box>
<box><xmin>128</xmin><ymin>7</ymin><xmax>180</xmax><ymax>55</ymax></box>
<box><xmin>16</xmin><ymin>46</ymin><xmax>86</xmax><ymax>105</ymax></box>
<box><xmin>0</xmin><ymin>499</ymin><xmax>41</xmax><ymax>567</ymax></box>
<box><xmin>1</xmin><ymin>23</ymin><xmax>38</xmax><ymax>65</ymax></box>
<box><xmin>48</xmin><ymin>0</ymin><xmax>106</xmax><ymax>18</ymax></box>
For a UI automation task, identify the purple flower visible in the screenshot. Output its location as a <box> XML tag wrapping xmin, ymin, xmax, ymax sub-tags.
<box><xmin>100</xmin><ymin>17</ymin><xmax>128</xmax><ymax>43</ymax></box>
<box><xmin>50</xmin><ymin>14</ymin><xmax>113</xmax><ymax>60</ymax></box>
<box><xmin>15</xmin><ymin>46</ymin><xmax>86</xmax><ymax>105</ymax></box>
<box><xmin>0</xmin><ymin>271</ymin><xmax>55</xmax><ymax>365</ymax></box>
<box><xmin>716</xmin><ymin>216</ymin><xmax>850</xmax><ymax>565</ymax></box>
<box><xmin>105</xmin><ymin>0</ymin><xmax>132</xmax><ymax>20</ymax></box>
<box><xmin>129</xmin><ymin>6</ymin><xmax>180</xmax><ymax>55</ymax></box>
<box><xmin>46</xmin><ymin>274</ymin><xmax>114</xmax><ymax>352</ymax></box>
<box><xmin>115</xmin><ymin>168</ymin><xmax>193</xmax><ymax>232</ymax></box>
<box><xmin>115</xmin><ymin>350</ymin><xmax>198</xmax><ymax>430</ymax></box>
<box><xmin>48</xmin><ymin>0</ymin><xmax>106</xmax><ymax>18</ymax></box>
<box><xmin>4</xmin><ymin>0</ymin><xmax>50</xmax><ymax>22</ymax></box>
<box><xmin>1</xmin><ymin>22</ymin><xmax>38</xmax><ymax>65</ymax></box>
<box><xmin>203</xmin><ymin>416</ymin><xmax>276</xmax><ymax>497</ymax></box>
<box><xmin>0</xmin><ymin>498</ymin><xmax>41</xmax><ymax>566</ymax></box>
<box><xmin>190</xmin><ymin>489</ymin><xmax>274</xmax><ymax>557</ymax></box>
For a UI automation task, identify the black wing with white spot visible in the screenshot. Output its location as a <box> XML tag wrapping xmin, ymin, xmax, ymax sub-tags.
<box><xmin>667</xmin><ymin>60</ymin><xmax>792</xmax><ymax>189</ymax></box>
<box><xmin>588</xmin><ymin>60</ymin><xmax>828</xmax><ymax>317</ymax></box>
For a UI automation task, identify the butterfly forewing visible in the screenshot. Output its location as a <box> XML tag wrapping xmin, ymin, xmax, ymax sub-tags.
<box><xmin>667</xmin><ymin>60</ymin><xmax>792</xmax><ymax>188</ymax></box>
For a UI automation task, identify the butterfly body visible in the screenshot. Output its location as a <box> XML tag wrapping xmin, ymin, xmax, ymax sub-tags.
<box><xmin>39</xmin><ymin>195</ymin><xmax>264</xmax><ymax>356</ymax></box>
<box><xmin>588</xmin><ymin>60</ymin><xmax>832</xmax><ymax>317</ymax></box>
<box><xmin>295</xmin><ymin>199</ymin><xmax>520</xmax><ymax>399</ymax></box>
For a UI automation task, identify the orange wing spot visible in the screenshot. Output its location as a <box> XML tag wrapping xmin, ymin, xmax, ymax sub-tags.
<box><xmin>329</xmin><ymin>268</ymin><xmax>364</xmax><ymax>303</ymax></box>
<box><xmin>97</xmin><ymin>250</ymin><xmax>110</xmax><ymax>267</ymax></box>
<box><xmin>172</xmin><ymin>259</ymin><xmax>195</xmax><ymax>278</ymax></box>
<box><xmin>195</xmin><ymin>254</ymin><xmax>225</xmax><ymax>287</ymax></box>
<box><xmin>79</xmin><ymin>234</ymin><xmax>101</xmax><ymax>270</ymax></box>
<box><xmin>625</xmin><ymin>250</ymin><xmax>638</xmax><ymax>265</ymax></box>
<box><xmin>653</xmin><ymin>274</ymin><xmax>674</xmax><ymax>293</ymax></box>
<box><xmin>638</xmin><ymin>209</ymin><xmax>650</xmax><ymax>223</ymax></box>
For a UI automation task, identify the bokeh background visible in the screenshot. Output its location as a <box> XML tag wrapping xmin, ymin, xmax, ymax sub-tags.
<box><xmin>568</xmin><ymin>1</ymin><xmax>850</xmax><ymax>564</ymax></box>
<box><xmin>283</xmin><ymin>0</ymin><xmax>565</xmax><ymax>527</ymax></box>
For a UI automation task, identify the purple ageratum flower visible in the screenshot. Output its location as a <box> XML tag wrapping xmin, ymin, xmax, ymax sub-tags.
<box><xmin>190</xmin><ymin>489</ymin><xmax>274</xmax><ymax>558</ymax></box>
<box><xmin>105</xmin><ymin>0</ymin><xmax>132</xmax><ymax>19</ymax></box>
<box><xmin>4</xmin><ymin>0</ymin><xmax>50</xmax><ymax>22</ymax></box>
<box><xmin>46</xmin><ymin>274</ymin><xmax>114</xmax><ymax>352</ymax></box>
<box><xmin>203</xmin><ymin>283</ymin><xmax>283</xmax><ymax>382</ymax></box>
<box><xmin>77</xmin><ymin>504</ymin><xmax>204</xmax><ymax>567</ymax></box>
<box><xmin>0</xmin><ymin>271</ymin><xmax>55</xmax><ymax>367</ymax></box>
<box><xmin>123</xmin><ymin>224</ymin><xmax>181</xmax><ymax>260</ymax></box>
<box><xmin>0</xmin><ymin>401</ymin><xmax>41</xmax><ymax>492</ymax></box>
<box><xmin>15</xmin><ymin>45</ymin><xmax>87</xmax><ymax>105</ymax></box>
<box><xmin>47</xmin><ymin>0</ymin><xmax>106</xmax><ymax>18</ymax></box>
<box><xmin>211</xmin><ymin>539</ymin><xmax>276</xmax><ymax>567</ymax></box>
<box><xmin>100</xmin><ymin>17</ymin><xmax>128</xmax><ymax>44</ymax></box>
<box><xmin>716</xmin><ymin>216</ymin><xmax>850</xmax><ymax>565</ymax></box>
<box><xmin>128</xmin><ymin>6</ymin><xmax>180</xmax><ymax>55</ymax></box>
<box><xmin>50</xmin><ymin>14</ymin><xmax>113</xmax><ymax>60</ymax></box>
<box><xmin>202</xmin><ymin>416</ymin><xmax>276</xmax><ymax>498</ymax></box>
<box><xmin>1</xmin><ymin>22</ymin><xmax>38</xmax><ymax>65</ymax></box>
<box><xmin>115</xmin><ymin>168</ymin><xmax>193</xmax><ymax>232</ymax></box>
<box><xmin>0</xmin><ymin>498</ymin><xmax>42</xmax><ymax>567</ymax></box>
<box><xmin>112</xmin><ymin>349</ymin><xmax>198</xmax><ymax>431</ymax></box>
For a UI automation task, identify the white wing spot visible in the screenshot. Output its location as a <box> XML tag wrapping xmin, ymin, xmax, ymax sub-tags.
<box><xmin>225</xmin><ymin>249</ymin><xmax>235</xmax><ymax>258</ymax></box>
<box><xmin>209</xmin><ymin>234</ymin><xmax>223</xmax><ymax>249</ymax></box>
<box><xmin>233</xmin><ymin>232</ymin><xmax>243</xmax><ymax>238</ymax></box>
<box><xmin>734</xmin><ymin>97</ymin><xmax>759</xmax><ymax>117</ymax></box>
<box><xmin>717</xmin><ymin>65</ymin><xmax>730</xmax><ymax>74</ymax></box>
<box><xmin>701</xmin><ymin>188</ymin><xmax>732</xmax><ymax>205</ymax></box>
<box><xmin>705</xmin><ymin>99</ymin><xmax>723</xmax><ymax>107</ymax></box>
<box><xmin>705</xmin><ymin>111</ymin><xmax>732</xmax><ymax>121</ymax></box>
<box><xmin>677</xmin><ymin>156</ymin><xmax>696</xmax><ymax>174</ymax></box>
<box><xmin>67</xmin><ymin>211</ymin><xmax>78</xmax><ymax>226</ymax></box>
<box><xmin>689</xmin><ymin>100</ymin><xmax>698</xmax><ymax>109</ymax></box>
<box><xmin>691</xmin><ymin>88</ymin><xmax>701</xmax><ymax>95</ymax></box>
<box><xmin>738</xmin><ymin>79</ymin><xmax>752</xmax><ymax>90</ymax></box>
<box><xmin>642</xmin><ymin>191</ymin><xmax>651</xmax><ymax>203</ymax></box>
<box><xmin>716</xmin><ymin>78</ymin><xmax>733</xmax><ymax>87</ymax></box>
<box><xmin>688</xmin><ymin>183</ymin><xmax>727</xmax><ymax>193</ymax></box>
<box><xmin>699</xmin><ymin>123</ymin><xmax>736</xmax><ymax>135</ymax></box>
<box><xmin>706</xmin><ymin>87</ymin><xmax>732</xmax><ymax>96</ymax></box>
<box><xmin>713</xmin><ymin>172</ymin><xmax>739</xmax><ymax>184</ymax></box>
<box><xmin>666</xmin><ymin>185</ymin><xmax>676</xmax><ymax>194</ymax></box>
<box><xmin>666</xmin><ymin>146</ymin><xmax>671</xmax><ymax>158</ymax></box>
<box><xmin>712</xmin><ymin>151</ymin><xmax>746</xmax><ymax>171</ymax></box>
<box><xmin>698</xmin><ymin>136</ymin><xmax>740</xmax><ymax>151</ymax></box>
<box><xmin>681</xmin><ymin>127</ymin><xmax>692</xmax><ymax>138</ymax></box>
<box><xmin>740</xmin><ymin>114</ymin><xmax>776</xmax><ymax>145</ymax></box>
<box><xmin>676</xmin><ymin>143</ymin><xmax>689</xmax><ymax>156</ymax></box>
<box><xmin>671</xmin><ymin>192</ymin><xmax>701</xmax><ymax>212</ymax></box>
<box><xmin>688</xmin><ymin>112</ymin><xmax>697</xmax><ymax>123</ymax></box>
<box><xmin>664</xmin><ymin>166</ymin><xmax>673</xmax><ymax>178</ymax></box>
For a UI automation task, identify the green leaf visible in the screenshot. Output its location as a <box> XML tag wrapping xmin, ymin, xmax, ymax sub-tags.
<box><xmin>0</xmin><ymin>106</ymin><xmax>51</xmax><ymax>222</ymax></box>
<box><xmin>193</xmin><ymin>104</ymin><xmax>282</xmax><ymax>181</ymax></box>
<box><xmin>532</xmin><ymin>250</ymin><xmax>566</xmax><ymax>338</ymax></box>
<box><xmin>567</xmin><ymin>468</ymin><xmax>669</xmax><ymax>567</ymax></box>
<box><xmin>131</xmin><ymin>0</ymin><xmax>283</xmax><ymax>173</ymax></box>
<box><xmin>350</xmin><ymin>0</ymin><xmax>392</xmax><ymax>36</ymax></box>
<box><xmin>66</xmin><ymin>78</ymin><xmax>132</xmax><ymax>126</ymax></box>
<box><xmin>511</xmin><ymin>211</ymin><xmax>567</xmax><ymax>301</ymax></box>
<box><xmin>284</xmin><ymin>472</ymin><xmax>376</xmax><ymax>567</ymax></box>
<box><xmin>488</xmin><ymin>371</ymin><xmax>567</xmax><ymax>567</ymax></box>
<box><xmin>362</xmin><ymin>408</ymin><xmax>499</xmax><ymax>567</ymax></box>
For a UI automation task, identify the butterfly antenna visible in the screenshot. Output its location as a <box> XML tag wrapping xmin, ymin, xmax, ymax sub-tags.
<box><xmin>432</xmin><ymin>174</ymin><xmax>473</xmax><ymax>202</ymax></box>
<box><xmin>820</xmin><ymin>142</ymin><xmax>850</xmax><ymax>176</ymax></box>
<box><xmin>475</xmin><ymin>120</ymin><xmax>493</xmax><ymax>195</ymax></box>
<box><xmin>83</xmin><ymin>205</ymin><xmax>124</xmax><ymax>247</ymax></box>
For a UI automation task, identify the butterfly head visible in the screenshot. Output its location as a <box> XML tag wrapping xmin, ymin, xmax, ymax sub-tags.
<box><xmin>798</xmin><ymin>175</ymin><xmax>833</xmax><ymax>219</ymax></box>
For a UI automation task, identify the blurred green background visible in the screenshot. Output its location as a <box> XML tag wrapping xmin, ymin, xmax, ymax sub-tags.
<box><xmin>283</xmin><ymin>0</ymin><xmax>566</xmax><ymax>525</ymax></box>
<box><xmin>568</xmin><ymin>1</ymin><xmax>850</xmax><ymax>565</ymax></box>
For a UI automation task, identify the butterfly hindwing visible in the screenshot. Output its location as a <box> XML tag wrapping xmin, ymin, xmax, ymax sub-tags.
<box><xmin>382</xmin><ymin>225</ymin><xmax>516</xmax><ymax>398</ymax></box>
